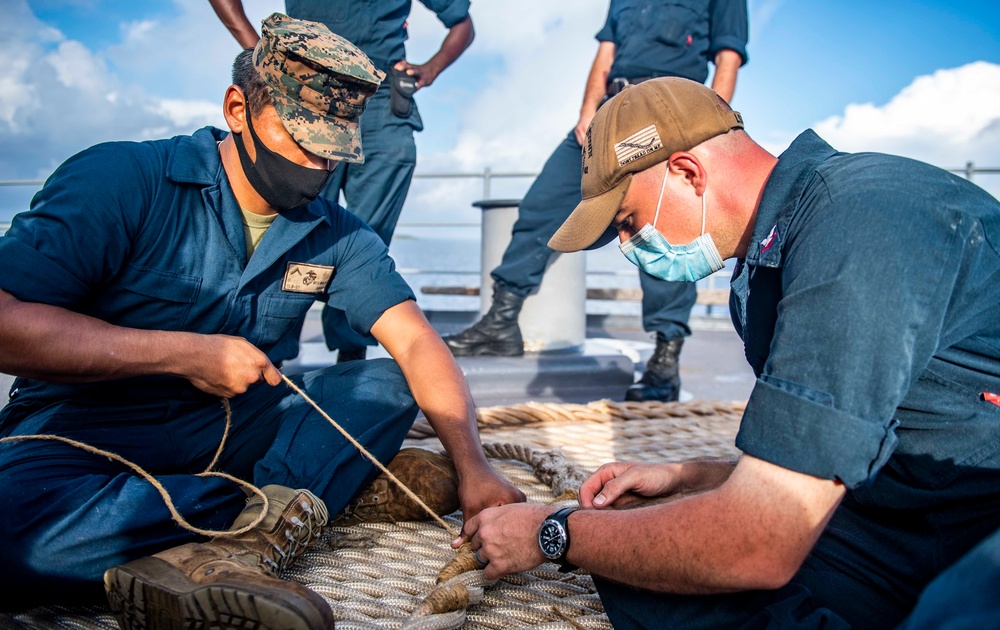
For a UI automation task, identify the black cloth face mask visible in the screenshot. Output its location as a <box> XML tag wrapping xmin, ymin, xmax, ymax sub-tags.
<box><xmin>232</xmin><ymin>105</ymin><xmax>333</xmax><ymax>212</ymax></box>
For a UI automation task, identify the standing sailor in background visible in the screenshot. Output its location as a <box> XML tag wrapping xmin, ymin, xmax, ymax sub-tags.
<box><xmin>444</xmin><ymin>0</ymin><xmax>747</xmax><ymax>403</ymax></box>
<box><xmin>212</xmin><ymin>0</ymin><xmax>475</xmax><ymax>362</ymax></box>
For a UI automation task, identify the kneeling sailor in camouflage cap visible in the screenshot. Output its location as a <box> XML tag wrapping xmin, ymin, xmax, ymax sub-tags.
<box><xmin>0</xmin><ymin>13</ymin><xmax>523</xmax><ymax>627</ymax></box>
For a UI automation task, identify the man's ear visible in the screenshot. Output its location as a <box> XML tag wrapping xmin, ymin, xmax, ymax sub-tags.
<box><xmin>666</xmin><ymin>152</ymin><xmax>707</xmax><ymax>196</ymax></box>
<box><xmin>222</xmin><ymin>85</ymin><xmax>247</xmax><ymax>135</ymax></box>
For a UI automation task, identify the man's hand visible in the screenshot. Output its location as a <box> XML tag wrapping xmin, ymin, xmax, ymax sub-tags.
<box><xmin>457</xmin><ymin>466</ymin><xmax>526</xmax><ymax>522</ymax></box>
<box><xmin>579</xmin><ymin>461</ymin><xmax>686</xmax><ymax>509</ymax></box>
<box><xmin>181</xmin><ymin>333</ymin><xmax>282</xmax><ymax>398</ymax></box>
<box><xmin>574</xmin><ymin>107</ymin><xmax>598</xmax><ymax>146</ymax></box>
<box><xmin>392</xmin><ymin>60</ymin><xmax>441</xmax><ymax>90</ymax></box>
<box><xmin>452</xmin><ymin>503</ymin><xmax>552</xmax><ymax>580</ymax></box>
<box><xmin>391</xmin><ymin>14</ymin><xmax>474</xmax><ymax>91</ymax></box>
<box><xmin>581</xmin><ymin>459</ymin><xmax>739</xmax><ymax>509</ymax></box>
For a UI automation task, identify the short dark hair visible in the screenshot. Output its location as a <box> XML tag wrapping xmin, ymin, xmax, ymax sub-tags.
<box><xmin>232</xmin><ymin>48</ymin><xmax>272</xmax><ymax>115</ymax></box>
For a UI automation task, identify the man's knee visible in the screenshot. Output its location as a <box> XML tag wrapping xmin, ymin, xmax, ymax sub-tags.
<box><xmin>356</xmin><ymin>358</ymin><xmax>416</xmax><ymax>414</ymax></box>
<box><xmin>301</xmin><ymin>358</ymin><xmax>417</xmax><ymax>424</ymax></box>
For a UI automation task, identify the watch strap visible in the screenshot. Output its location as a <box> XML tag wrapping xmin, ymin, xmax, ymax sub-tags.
<box><xmin>548</xmin><ymin>507</ymin><xmax>578</xmax><ymax>572</ymax></box>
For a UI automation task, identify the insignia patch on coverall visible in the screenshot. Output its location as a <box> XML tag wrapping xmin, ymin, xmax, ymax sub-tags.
<box><xmin>282</xmin><ymin>262</ymin><xmax>334</xmax><ymax>293</ymax></box>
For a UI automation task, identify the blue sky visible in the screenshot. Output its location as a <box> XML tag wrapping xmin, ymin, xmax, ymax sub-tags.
<box><xmin>2</xmin><ymin>0</ymin><xmax>999</xmax><ymax>228</ymax></box>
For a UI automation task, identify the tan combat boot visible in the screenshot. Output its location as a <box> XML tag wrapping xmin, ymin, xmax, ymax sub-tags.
<box><xmin>104</xmin><ymin>485</ymin><xmax>334</xmax><ymax>630</ymax></box>
<box><xmin>332</xmin><ymin>448</ymin><xmax>460</xmax><ymax>526</ymax></box>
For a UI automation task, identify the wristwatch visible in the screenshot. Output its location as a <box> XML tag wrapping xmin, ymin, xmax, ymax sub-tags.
<box><xmin>537</xmin><ymin>507</ymin><xmax>579</xmax><ymax>572</ymax></box>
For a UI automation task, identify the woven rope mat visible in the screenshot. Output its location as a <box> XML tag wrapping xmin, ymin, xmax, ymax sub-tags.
<box><xmin>0</xmin><ymin>400</ymin><xmax>742</xmax><ymax>630</ymax></box>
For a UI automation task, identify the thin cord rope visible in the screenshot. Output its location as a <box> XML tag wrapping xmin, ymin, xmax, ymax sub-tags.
<box><xmin>0</xmin><ymin>398</ymin><xmax>268</xmax><ymax>537</ymax></box>
<box><xmin>281</xmin><ymin>374</ymin><xmax>459</xmax><ymax>537</ymax></box>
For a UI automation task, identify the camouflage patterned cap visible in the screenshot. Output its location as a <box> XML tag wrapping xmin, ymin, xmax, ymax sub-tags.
<box><xmin>254</xmin><ymin>13</ymin><xmax>385</xmax><ymax>163</ymax></box>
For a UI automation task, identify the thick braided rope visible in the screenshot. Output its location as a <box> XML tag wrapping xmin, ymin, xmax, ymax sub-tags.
<box><xmin>404</xmin><ymin>442</ymin><xmax>589</xmax><ymax>627</ymax></box>
<box><xmin>408</xmin><ymin>399</ymin><xmax>745</xmax><ymax>439</ymax></box>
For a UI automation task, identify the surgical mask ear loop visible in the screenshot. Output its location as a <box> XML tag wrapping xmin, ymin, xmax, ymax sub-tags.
<box><xmin>651</xmin><ymin>164</ymin><xmax>670</xmax><ymax>231</ymax></box>
<box><xmin>651</xmin><ymin>165</ymin><xmax>707</xmax><ymax>238</ymax></box>
<box><xmin>700</xmin><ymin>191</ymin><xmax>707</xmax><ymax>235</ymax></box>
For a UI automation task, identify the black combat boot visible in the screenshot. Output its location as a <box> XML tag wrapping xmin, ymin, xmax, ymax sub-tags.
<box><xmin>625</xmin><ymin>336</ymin><xmax>684</xmax><ymax>402</ymax></box>
<box><xmin>443</xmin><ymin>284</ymin><xmax>525</xmax><ymax>356</ymax></box>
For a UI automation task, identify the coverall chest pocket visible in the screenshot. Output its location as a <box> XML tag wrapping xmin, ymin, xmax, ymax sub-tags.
<box><xmin>111</xmin><ymin>263</ymin><xmax>202</xmax><ymax>331</ymax></box>
<box><xmin>650</xmin><ymin>1</ymin><xmax>706</xmax><ymax>48</ymax></box>
<box><xmin>893</xmin><ymin>370</ymin><xmax>1000</xmax><ymax>490</ymax></box>
<box><xmin>252</xmin><ymin>293</ymin><xmax>316</xmax><ymax>349</ymax></box>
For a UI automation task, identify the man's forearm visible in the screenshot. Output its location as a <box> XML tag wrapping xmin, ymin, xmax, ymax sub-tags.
<box><xmin>420</xmin><ymin>16</ymin><xmax>475</xmax><ymax>81</ymax></box>
<box><xmin>581</xmin><ymin>42</ymin><xmax>615</xmax><ymax>118</ymax></box>
<box><xmin>391</xmin><ymin>328</ymin><xmax>489</xmax><ymax>474</ymax></box>
<box><xmin>209</xmin><ymin>0</ymin><xmax>261</xmax><ymax>49</ymax></box>
<box><xmin>567</xmin><ymin>457</ymin><xmax>844</xmax><ymax>593</ymax></box>
<box><xmin>711</xmin><ymin>49</ymin><xmax>742</xmax><ymax>103</ymax></box>
<box><xmin>0</xmin><ymin>290</ymin><xmax>188</xmax><ymax>382</ymax></box>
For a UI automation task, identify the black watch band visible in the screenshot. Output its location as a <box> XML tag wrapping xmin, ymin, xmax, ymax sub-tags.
<box><xmin>538</xmin><ymin>507</ymin><xmax>579</xmax><ymax>572</ymax></box>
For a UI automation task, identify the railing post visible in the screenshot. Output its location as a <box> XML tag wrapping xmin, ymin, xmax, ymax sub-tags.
<box><xmin>482</xmin><ymin>166</ymin><xmax>492</xmax><ymax>200</ymax></box>
<box><xmin>474</xmin><ymin>199</ymin><xmax>586</xmax><ymax>351</ymax></box>
<box><xmin>966</xmin><ymin>161</ymin><xmax>975</xmax><ymax>182</ymax></box>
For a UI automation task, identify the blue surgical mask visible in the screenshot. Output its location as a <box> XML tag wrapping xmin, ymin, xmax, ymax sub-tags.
<box><xmin>619</xmin><ymin>170</ymin><xmax>724</xmax><ymax>282</ymax></box>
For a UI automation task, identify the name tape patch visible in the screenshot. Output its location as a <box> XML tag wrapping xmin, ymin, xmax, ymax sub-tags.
<box><xmin>614</xmin><ymin>124</ymin><xmax>663</xmax><ymax>166</ymax></box>
<box><xmin>282</xmin><ymin>262</ymin><xmax>334</xmax><ymax>294</ymax></box>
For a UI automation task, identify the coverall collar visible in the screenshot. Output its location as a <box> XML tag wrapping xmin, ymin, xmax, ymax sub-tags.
<box><xmin>745</xmin><ymin>130</ymin><xmax>839</xmax><ymax>269</ymax></box>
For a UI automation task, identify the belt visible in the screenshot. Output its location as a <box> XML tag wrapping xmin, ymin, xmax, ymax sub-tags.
<box><xmin>606</xmin><ymin>76</ymin><xmax>655</xmax><ymax>96</ymax></box>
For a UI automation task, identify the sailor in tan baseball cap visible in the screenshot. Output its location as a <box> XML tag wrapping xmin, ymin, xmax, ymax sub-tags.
<box><xmin>548</xmin><ymin>77</ymin><xmax>745</xmax><ymax>284</ymax></box>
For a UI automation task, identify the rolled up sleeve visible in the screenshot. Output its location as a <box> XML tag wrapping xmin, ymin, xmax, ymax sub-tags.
<box><xmin>734</xmin><ymin>169</ymin><xmax>968</xmax><ymax>488</ymax></box>
<box><xmin>709</xmin><ymin>0</ymin><xmax>749</xmax><ymax>65</ymax></box>
<box><xmin>420</xmin><ymin>0</ymin><xmax>470</xmax><ymax>29</ymax></box>
<box><xmin>737</xmin><ymin>376</ymin><xmax>899</xmax><ymax>487</ymax></box>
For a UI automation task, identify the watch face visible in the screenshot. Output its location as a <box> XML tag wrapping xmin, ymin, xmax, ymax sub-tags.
<box><xmin>538</xmin><ymin>520</ymin><xmax>567</xmax><ymax>560</ymax></box>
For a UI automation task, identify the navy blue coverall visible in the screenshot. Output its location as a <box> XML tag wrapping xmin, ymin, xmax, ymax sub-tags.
<box><xmin>595</xmin><ymin>131</ymin><xmax>1000</xmax><ymax>629</ymax></box>
<box><xmin>0</xmin><ymin>127</ymin><xmax>419</xmax><ymax>608</ymax></box>
<box><xmin>283</xmin><ymin>0</ymin><xmax>472</xmax><ymax>352</ymax></box>
<box><xmin>491</xmin><ymin>0</ymin><xmax>748</xmax><ymax>341</ymax></box>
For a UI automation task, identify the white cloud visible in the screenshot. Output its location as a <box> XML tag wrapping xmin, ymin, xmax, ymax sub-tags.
<box><xmin>150</xmin><ymin>99</ymin><xmax>224</xmax><ymax>129</ymax></box>
<box><xmin>813</xmin><ymin>61</ymin><xmax>1000</xmax><ymax>168</ymax></box>
<box><xmin>47</xmin><ymin>40</ymin><xmax>111</xmax><ymax>93</ymax></box>
<box><xmin>413</xmin><ymin>1</ymin><xmax>608</xmax><ymax>172</ymax></box>
<box><xmin>0</xmin><ymin>0</ymin><xmax>240</xmax><ymax>183</ymax></box>
<box><xmin>809</xmin><ymin>61</ymin><xmax>1000</xmax><ymax>197</ymax></box>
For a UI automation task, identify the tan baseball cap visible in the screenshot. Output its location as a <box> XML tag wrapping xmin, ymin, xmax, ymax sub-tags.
<box><xmin>254</xmin><ymin>13</ymin><xmax>385</xmax><ymax>164</ymax></box>
<box><xmin>548</xmin><ymin>77</ymin><xmax>744</xmax><ymax>252</ymax></box>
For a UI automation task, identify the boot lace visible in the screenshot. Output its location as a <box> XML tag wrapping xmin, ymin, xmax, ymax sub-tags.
<box><xmin>261</xmin><ymin>489</ymin><xmax>329</xmax><ymax>576</ymax></box>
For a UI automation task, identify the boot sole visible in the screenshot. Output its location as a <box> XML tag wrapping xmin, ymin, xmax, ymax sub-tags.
<box><xmin>447</xmin><ymin>342</ymin><xmax>524</xmax><ymax>357</ymax></box>
<box><xmin>105</xmin><ymin>557</ymin><xmax>333</xmax><ymax>630</ymax></box>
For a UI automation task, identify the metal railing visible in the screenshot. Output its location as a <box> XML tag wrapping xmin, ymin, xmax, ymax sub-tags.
<box><xmin>3</xmin><ymin>163</ymin><xmax>999</xmax><ymax>234</ymax></box>
<box><xmin>411</xmin><ymin>167</ymin><xmax>537</xmax><ymax>201</ymax></box>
